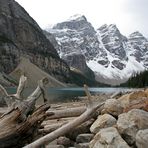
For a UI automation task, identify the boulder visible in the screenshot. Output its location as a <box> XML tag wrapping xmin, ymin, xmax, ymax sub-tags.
<box><xmin>89</xmin><ymin>127</ymin><xmax>130</xmax><ymax>148</ymax></box>
<box><xmin>129</xmin><ymin>90</ymin><xmax>147</xmax><ymax>100</ymax></box>
<box><xmin>101</xmin><ymin>99</ymin><xmax>123</xmax><ymax>117</ymax></box>
<box><xmin>136</xmin><ymin>129</ymin><xmax>148</xmax><ymax>148</ymax></box>
<box><xmin>74</xmin><ymin>143</ymin><xmax>89</xmax><ymax>148</ymax></box>
<box><xmin>57</xmin><ymin>136</ymin><xmax>74</xmax><ymax>147</ymax></box>
<box><xmin>117</xmin><ymin>109</ymin><xmax>148</xmax><ymax>145</ymax></box>
<box><xmin>123</xmin><ymin>98</ymin><xmax>148</xmax><ymax>112</ymax></box>
<box><xmin>90</xmin><ymin>114</ymin><xmax>116</xmax><ymax>134</ymax></box>
<box><xmin>118</xmin><ymin>90</ymin><xmax>148</xmax><ymax>109</ymax></box>
<box><xmin>76</xmin><ymin>133</ymin><xmax>94</xmax><ymax>143</ymax></box>
<box><xmin>117</xmin><ymin>93</ymin><xmax>130</xmax><ymax>108</ymax></box>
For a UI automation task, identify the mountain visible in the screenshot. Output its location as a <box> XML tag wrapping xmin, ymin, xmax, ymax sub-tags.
<box><xmin>43</xmin><ymin>29</ymin><xmax>97</xmax><ymax>84</ymax></box>
<box><xmin>45</xmin><ymin>14</ymin><xmax>148</xmax><ymax>85</ymax></box>
<box><xmin>0</xmin><ymin>0</ymin><xmax>72</xmax><ymax>86</ymax></box>
<box><xmin>10</xmin><ymin>57</ymin><xmax>67</xmax><ymax>87</ymax></box>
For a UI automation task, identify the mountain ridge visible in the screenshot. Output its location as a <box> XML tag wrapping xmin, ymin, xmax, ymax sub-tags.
<box><xmin>45</xmin><ymin>15</ymin><xmax>148</xmax><ymax>85</ymax></box>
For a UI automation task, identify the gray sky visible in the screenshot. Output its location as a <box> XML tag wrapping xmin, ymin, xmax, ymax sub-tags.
<box><xmin>16</xmin><ymin>0</ymin><xmax>148</xmax><ymax>37</ymax></box>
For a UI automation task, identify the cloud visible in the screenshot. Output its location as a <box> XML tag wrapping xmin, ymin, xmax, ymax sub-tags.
<box><xmin>122</xmin><ymin>0</ymin><xmax>148</xmax><ymax>36</ymax></box>
<box><xmin>15</xmin><ymin>0</ymin><xmax>148</xmax><ymax>37</ymax></box>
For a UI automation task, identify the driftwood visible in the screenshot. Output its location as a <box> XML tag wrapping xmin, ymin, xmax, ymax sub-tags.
<box><xmin>66</xmin><ymin>119</ymin><xmax>95</xmax><ymax>140</ymax></box>
<box><xmin>39</xmin><ymin>121</ymin><xmax>69</xmax><ymax>134</ymax></box>
<box><xmin>0</xmin><ymin>76</ymin><xmax>104</xmax><ymax>148</ymax></box>
<box><xmin>46</xmin><ymin>106</ymin><xmax>86</xmax><ymax>120</ymax></box>
<box><xmin>24</xmin><ymin>85</ymin><xmax>104</xmax><ymax>148</ymax></box>
<box><xmin>0</xmin><ymin>75</ymin><xmax>51</xmax><ymax>148</ymax></box>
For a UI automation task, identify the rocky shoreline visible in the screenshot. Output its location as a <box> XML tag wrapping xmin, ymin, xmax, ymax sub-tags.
<box><xmin>38</xmin><ymin>89</ymin><xmax>148</xmax><ymax>148</ymax></box>
<box><xmin>0</xmin><ymin>89</ymin><xmax>147</xmax><ymax>148</ymax></box>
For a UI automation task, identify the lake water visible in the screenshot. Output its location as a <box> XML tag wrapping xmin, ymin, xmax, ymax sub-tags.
<box><xmin>6</xmin><ymin>87</ymin><xmax>138</xmax><ymax>103</ymax></box>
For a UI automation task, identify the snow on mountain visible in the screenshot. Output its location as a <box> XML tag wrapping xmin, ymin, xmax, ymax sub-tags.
<box><xmin>45</xmin><ymin>15</ymin><xmax>148</xmax><ymax>85</ymax></box>
<box><xmin>67</xmin><ymin>14</ymin><xmax>87</xmax><ymax>22</ymax></box>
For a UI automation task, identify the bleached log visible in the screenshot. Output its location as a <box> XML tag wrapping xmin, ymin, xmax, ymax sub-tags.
<box><xmin>24</xmin><ymin>85</ymin><xmax>105</xmax><ymax>148</ymax></box>
<box><xmin>39</xmin><ymin>121</ymin><xmax>68</xmax><ymax>134</ymax></box>
<box><xmin>46</xmin><ymin>106</ymin><xmax>86</xmax><ymax>120</ymax></box>
<box><xmin>0</xmin><ymin>75</ymin><xmax>27</xmax><ymax>107</ymax></box>
<box><xmin>1</xmin><ymin>76</ymin><xmax>49</xmax><ymax>120</ymax></box>
<box><xmin>12</xmin><ymin>75</ymin><xmax>27</xmax><ymax>99</ymax></box>
<box><xmin>66</xmin><ymin>119</ymin><xmax>94</xmax><ymax>140</ymax></box>
<box><xmin>27</xmin><ymin>77</ymin><xmax>48</xmax><ymax>103</ymax></box>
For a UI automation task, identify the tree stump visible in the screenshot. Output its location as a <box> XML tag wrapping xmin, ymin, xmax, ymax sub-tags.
<box><xmin>0</xmin><ymin>75</ymin><xmax>51</xmax><ymax>148</ymax></box>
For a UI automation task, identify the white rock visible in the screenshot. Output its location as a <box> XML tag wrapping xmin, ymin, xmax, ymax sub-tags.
<box><xmin>90</xmin><ymin>114</ymin><xmax>117</xmax><ymax>133</ymax></box>
<box><xmin>117</xmin><ymin>109</ymin><xmax>148</xmax><ymax>145</ymax></box>
<box><xmin>90</xmin><ymin>127</ymin><xmax>130</xmax><ymax>148</ymax></box>
<box><xmin>101</xmin><ymin>99</ymin><xmax>123</xmax><ymax>116</ymax></box>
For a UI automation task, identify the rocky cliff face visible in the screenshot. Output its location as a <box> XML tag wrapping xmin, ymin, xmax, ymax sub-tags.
<box><xmin>0</xmin><ymin>0</ymin><xmax>71</xmax><ymax>83</ymax></box>
<box><xmin>128</xmin><ymin>31</ymin><xmax>148</xmax><ymax>65</ymax></box>
<box><xmin>44</xmin><ymin>28</ymin><xmax>96</xmax><ymax>82</ymax></box>
<box><xmin>45</xmin><ymin>15</ymin><xmax>102</xmax><ymax>81</ymax></box>
<box><xmin>46</xmin><ymin>15</ymin><xmax>148</xmax><ymax>85</ymax></box>
<box><xmin>63</xmin><ymin>53</ymin><xmax>95</xmax><ymax>81</ymax></box>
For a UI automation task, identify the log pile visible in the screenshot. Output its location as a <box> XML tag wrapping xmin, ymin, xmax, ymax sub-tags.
<box><xmin>0</xmin><ymin>75</ymin><xmax>52</xmax><ymax>147</ymax></box>
<box><xmin>0</xmin><ymin>75</ymin><xmax>148</xmax><ymax>148</ymax></box>
<box><xmin>0</xmin><ymin>76</ymin><xmax>105</xmax><ymax>148</ymax></box>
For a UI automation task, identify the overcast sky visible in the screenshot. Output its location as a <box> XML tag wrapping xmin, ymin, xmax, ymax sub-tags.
<box><xmin>16</xmin><ymin>0</ymin><xmax>148</xmax><ymax>37</ymax></box>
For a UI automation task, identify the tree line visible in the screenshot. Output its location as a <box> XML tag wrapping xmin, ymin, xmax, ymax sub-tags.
<box><xmin>121</xmin><ymin>70</ymin><xmax>148</xmax><ymax>88</ymax></box>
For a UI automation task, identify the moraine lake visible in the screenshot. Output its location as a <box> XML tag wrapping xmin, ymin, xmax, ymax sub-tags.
<box><xmin>6</xmin><ymin>87</ymin><xmax>140</xmax><ymax>103</ymax></box>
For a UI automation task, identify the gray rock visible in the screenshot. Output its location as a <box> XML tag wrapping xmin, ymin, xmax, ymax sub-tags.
<box><xmin>136</xmin><ymin>129</ymin><xmax>148</xmax><ymax>148</ymax></box>
<box><xmin>112</xmin><ymin>60</ymin><xmax>125</xmax><ymax>70</ymax></box>
<box><xmin>75</xmin><ymin>142</ymin><xmax>90</xmax><ymax>148</ymax></box>
<box><xmin>117</xmin><ymin>109</ymin><xmax>148</xmax><ymax>145</ymax></box>
<box><xmin>76</xmin><ymin>133</ymin><xmax>94</xmax><ymax>143</ymax></box>
<box><xmin>90</xmin><ymin>114</ymin><xmax>117</xmax><ymax>134</ymax></box>
<box><xmin>57</xmin><ymin>136</ymin><xmax>74</xmax><ymax>147</ymax></box>
<box><xmin>101</xmin><ymin>99</ymin><xmax>123</xmax><ymax>117</ymax></box>
<box><xmin>90</xmin><ymin>127</ymin><xmax>130</xmax><ymax>148</ymax></box>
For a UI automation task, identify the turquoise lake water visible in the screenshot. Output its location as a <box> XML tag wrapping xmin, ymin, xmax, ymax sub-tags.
<box><xmin>6</xmin><ymin>87</ymin><xmax>137</xmax><ymax>103</ymax></box>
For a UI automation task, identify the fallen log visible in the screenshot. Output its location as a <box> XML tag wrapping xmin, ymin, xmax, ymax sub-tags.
<box><xmin>0</xmin><ymin>75</ymin><xmax>51</xmax><ymax>148</ymax></box>
<box><xmin>66</xmin><ymin>119</ymin><xmax>94</xmax><ymax>140</ymax></box>
<box><xmin>39</xmin><ymin>121</ymin><xmax>68</xmax><ymax>134</ymax></box>
<box><xmin>46</xmin><ymin>106</ymin><xmax>86</xmax><ymax>120</ymax></box>
<box><xmin>24</xmin><ymin>85</ymin><xmax>105</xmax><ymax>148</ymax></box>
<box><xmin>0</xmin><ymin>104</ymin><xmax>50</xmax><ymax>148</ymax></box>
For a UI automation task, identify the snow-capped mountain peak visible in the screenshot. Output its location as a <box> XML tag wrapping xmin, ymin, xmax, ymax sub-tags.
<box><xmin>67</xmin><ymin>14</ymin><xmax>87</xmax><ymax>22</ymax></box>
<box><xmin>45</xmin><ymin>15</ymin><xmax>148</xmax><ymax>85</ymax></box>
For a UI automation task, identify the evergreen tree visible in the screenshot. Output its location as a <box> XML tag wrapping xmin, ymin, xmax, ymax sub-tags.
<box><xmin>121</xmin><ymin>70</ymin><xmax>148</xmax><ymax>88</ymax></box>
